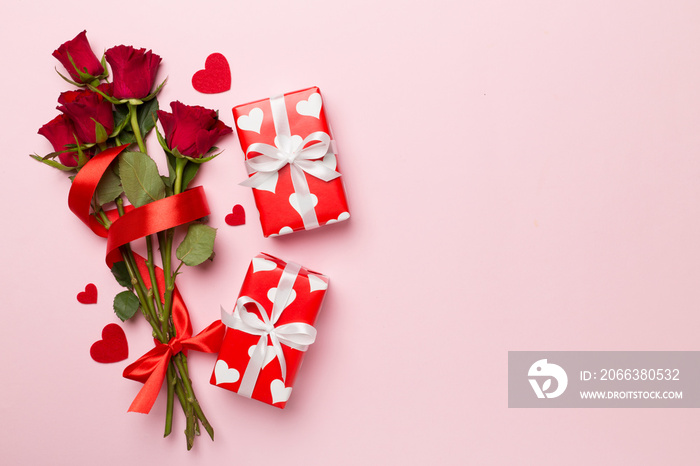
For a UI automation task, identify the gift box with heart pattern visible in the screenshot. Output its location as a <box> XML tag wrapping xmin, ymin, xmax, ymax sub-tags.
<box><xmin>211</xmin><ymin>253</ymin><xmax>328</xmax><ymax>408</ymax></box>
<box><xmin>233</xmin><ymin>87</ymin><xmax>350</xmax><ymax>237</ymax></box>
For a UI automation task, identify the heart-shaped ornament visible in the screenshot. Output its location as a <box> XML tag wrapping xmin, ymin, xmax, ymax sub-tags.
<box><xmin>248</xmin><ymin>345</ymin><xmax>276</xmax><ymax>368</ymax></box>
<box><xmin>270</xmin><ymin>379</ymin><xmax>293</xmax><ymax>404</ymax></box>
<box><xmin>90</xmin><ymin>324</ymin><xmax>128</xmax><ymax>363</ymax></box>
<box><xmin>77</xmin><ymin>283</ymin><xmax>98</xmax><ymax>304</ymax></box>
<box><xmin>214</xmin><ymin>360</ymin><xmax>240</xmax><ymax>385</ymax></box>
<box><xmin>225</xmin><ymin>204</ymin><xmax>245</xmax><ymax>226</ymax></box>
<box><xmin>192</xmin><ymin>53</ymin><xmax>231</xmax><ymax>94</ymax></box>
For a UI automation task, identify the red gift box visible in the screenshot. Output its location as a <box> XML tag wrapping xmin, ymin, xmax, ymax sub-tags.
<box><xmin>233</xmin><ymin>87</ymin><xmax>350</xmax><ymax>237</ymax></box>
<box><xmin>211</xmin><ymin>253</ymin><xmax>328</xmax><ymax>408</ymax></box>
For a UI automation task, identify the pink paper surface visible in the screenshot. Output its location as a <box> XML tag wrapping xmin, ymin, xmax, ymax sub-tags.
<box><xmin>3</xmin><ymin>1</ymin><xmax>700</xmax><ymax>464</ymax></box>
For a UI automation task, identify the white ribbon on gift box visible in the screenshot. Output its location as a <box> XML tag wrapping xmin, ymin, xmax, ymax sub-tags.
<box><xmin>239</xmin><ymin>94</ymin><xmax>342</xmax><ymax>229</ymax></box>
<box><xmin>220</xmin><ymin>261</ymin><xmax>317</xmax><ymax>399</ymax></box>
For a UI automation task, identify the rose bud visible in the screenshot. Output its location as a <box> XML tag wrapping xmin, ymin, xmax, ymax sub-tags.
<box><xmin>52</xmin><ymin>30</ymin><xmax>104</xmax><ymax>84</ymax></box>
<box><xmin>37</xmin><ymin>114</ymin><xmax>82</xmax><ymax>167</ymax></box>
<box><xmin>157</xmin><ymin>101</ymin><xmax>233</xmax><ymax>158</ymax></box>
<box><xmin>105</xmin><ymin>45</ymin><xmax>162</xmax><ymax>100</ymax></box>
<box><xmin>57</xmin><ymin>83</ymin><xmax>114</xmax><ymax>144</ymax></box>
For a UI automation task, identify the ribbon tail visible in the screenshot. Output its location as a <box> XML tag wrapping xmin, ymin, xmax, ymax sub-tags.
<box><xmin>238</xmin><ymin>337</ymin><xmax>267</xmax><ymax>398</ymax></box>
<box><xmin>269</xmin><ymin>333</ymin><xmax>287</xmax><ymax>382</ymax></box>
<box><xmin>296</xmin><ymin>160</ymin><xmax>342</xmax><ymax>182</ymax></box>
<box><xmin>290</xmin><ymin>164</ymin><xmax>319</xmax><ymax>229</ymax></box>
<box><xmin>239</xmin><ymin>171</ymin><xmax>279</xmax><ymax>192</ymax></box>
<box><xmin>123</xmin><ymin>346</ymin><xmax>172</xmax><ymax>414</ymax></box>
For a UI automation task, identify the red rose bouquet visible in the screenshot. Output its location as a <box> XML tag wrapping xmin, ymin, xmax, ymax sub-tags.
<box><xmin>32</xmin><ymin>31</ymin><xmax>232</xmax><ymax>450</ymax></box>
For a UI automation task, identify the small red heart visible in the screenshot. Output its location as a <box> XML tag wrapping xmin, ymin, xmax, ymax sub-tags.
<box><xmin>192</xmin><ymin>53</ymin><xmax>231</xmax><ymax>94</ymax></box>
<box><xmin>90</xmin><ymin>324</ymin><xmax>128</xmax><ymax>363</ymax></box>
<box><xmin>225</xmin><ymin>204</ymin><xmax>246</xmax><ymax>226</ymax></box>
<box><xmin>77</xmin><ymin>283</ymin><xmax>98</xmax><ymax>304</ymax></box>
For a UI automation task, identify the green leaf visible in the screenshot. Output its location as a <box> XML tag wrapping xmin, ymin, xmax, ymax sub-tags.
<box><xmin>99</xmin><ymin>53</ymin><xmax>109</xmax><ymax>80</ymax></box>
<box><xmin>142</xmin><ymin>77</ymin><xmax>168</xmax><ymax>102</ymax></box>
<box><xmin>74</xmin><ymin>135</ymin><xmax>88</xmax><ymax>167</ymax></box>
<box><xmin>54</xmin><ymin>67</ymin><xmax>84</xmax><ymax>87</ymax></box>
<box><xmin>67</xmin><ymin>51</ymin><xmax>94</xmax><ymax>83</ymax></box>
<box><xmin>29</xmin><ymin>154</ymin><xmax>74</xmax><ymax>171</ymax></box>
<box><xmin>93</xmin><ymin>120</ymin><xmax>108</xmax><ymax>144</ymax></box>
<box><xmin>155</xmin><ymin>124</ymin><xmax>172</xmax><ymax>154</ymax></box>
<box><xmin>111</xmin><ymin>261</ymin><xmax>132</xmax><ymax>289</ymax></box>
<box><xmin>113</xmin><ymin>290</ymin><xmax>140</xmax><ymax>321</ymax></box>
<box><xmin>176</xmin><ymin>223</ymin><xmax>217</xmax><ymax>267</ymax></box>
<box><xmin>181</xmin><ymin>151</ymin><xmax>221</xmax><ymax>164</ymax></box>
<box><xmin>181</xmin><ymin>163</ymin><xmax>200</xmax><ymax>191</ymax></box>
<box><xmin>111</xmin><ymin>104</ymin><xmax>131</xmax><ymax>138</ymax></box>
<box><xmin>95</xmin><ymin>165</ymin><xmax>123</xmax><ymax>206</ymax></box>
<box><xmin>118</xmin><ymin>151</ymin><xmax>165</xmax><ymax>208</ymax></box>
<box><xmin>164</xmin><ymin>150</ymin><xmax>177</xmax><ymax>185</ymax></box>
<box><xmin>118</xmin><ymin>129</ymin><xmax>137</xmax><ymax>145</ymax></box>
<box><xmin>136</xmin><ymin>98</ymin><xmax>159</xmax><ymax>138</ymax></box>
<box><xmin>87</xmin><ymin>83</ymin><xmax>121</xmax><ymax>105</ymax></box>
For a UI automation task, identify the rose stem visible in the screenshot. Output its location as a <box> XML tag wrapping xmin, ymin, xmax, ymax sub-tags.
<box><xmin>173</xmin><ymin>158</ymin><xmax>187</xmax><ymax>195</ymax></box>
<box><xmin>112</xmin><ymin>200</ymin><xmax>194</xmax><ymax>439</ymax></box>
<box><xmin>159</xmin><ymin>158</ymin><xmax>187</xmax><ymax>330</ymax></box>
<box><xmin>145</xmin><ymin>235</ymin><xmax>165</xmax><ymax>325</ymax></box>
<box><xmin>164</xmin><ymin>364</ymin><xmax>176</xmax><ymax>437</ymax></box>
<box><xmin>129</xmin><ymin>104</ymin><xmax>202</xmax><ymax>445</ymax></box>
<box><xmin>115</xmin><ymin>199</ymin><xmax>163</xmax><ymax>335</ymax></box>
<box><xmin>128</xmin><ymin>103</ymin><xmax>148</xmax><ymax>154</ymax></box>
<box><xmin>128</xmin><ymin>101</ymin><xmax>166</xmax><ymax>325</ymax></box>
<box><xmin>174</xmin><ymin>353</ymin><xmax>214</xmax><ymax>440</ymax></box>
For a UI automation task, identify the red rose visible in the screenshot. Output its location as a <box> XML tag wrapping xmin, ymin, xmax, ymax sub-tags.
<box><xmin>52</xmin><ymin>30</ymin><xmax>104</xmax><ymax>83</ymax></box>
<box><xmin>105</xmin><ymin>45</ymin><xmax>161</xmax><ymax>100</ymax></box>
<box><xmin>157</xmin><ymin>101</ymin><xmax>233</xmax><ymax>158</ymax></box>
<box><xmin>57</xmin><ymin>83</ymin><xmax>114</xmax><ymax>144</ymax></box>
<box><xmin>37</xmin><ymin>114</ymin><xmax>81</xmax><ymax>167</ymax></box>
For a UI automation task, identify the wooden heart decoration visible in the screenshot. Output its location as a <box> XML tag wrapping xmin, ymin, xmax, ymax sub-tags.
<box><xmin>192</xmin><ymin>53</ymin><xmax>231</xmax><ymax>94</ymax></box>
<box><xmin>225</xmin><ymin>204</ymin><xmax>246</xmax><ymax>226</ymax></box>
<box><xmin>90</xmin><ymin>324</ymin><xmax>128</xmax><ymax>363</ymax></box>
<box><xmin>77</xmin><ymin>283</ymin><xmax>98</xmax><ymax>304</ymax></box>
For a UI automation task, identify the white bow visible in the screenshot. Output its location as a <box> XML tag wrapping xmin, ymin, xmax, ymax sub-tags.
<box><xmin>220</xmin><ymin>262</ymin><xmax>317</xmax><ymax>398</ymax></box>
<box><xmin>241</xmin><ymin>132</ymin><xmax>340</xmax><ymax>190</ymax></box>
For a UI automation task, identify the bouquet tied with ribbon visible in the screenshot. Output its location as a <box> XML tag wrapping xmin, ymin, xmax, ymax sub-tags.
<box><xmin>32</xmin><ymin>30</ymin><xmax>233</xmax><ymax>450</ymax></box>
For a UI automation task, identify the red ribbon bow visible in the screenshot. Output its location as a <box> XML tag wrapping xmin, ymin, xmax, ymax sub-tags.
<box><xmin>68</xmin><ymin>145</ymin><xmax>225</xmax><ymax>413</ymax></box>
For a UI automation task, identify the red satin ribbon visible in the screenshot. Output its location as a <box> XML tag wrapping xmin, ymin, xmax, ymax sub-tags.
<box><xmin>68</xmin><ymin>145</ymin><xmax>225</xmax><ymax>414</ymax></box>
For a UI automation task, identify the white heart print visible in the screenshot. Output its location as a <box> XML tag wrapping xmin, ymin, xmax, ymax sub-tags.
<box><xmin>237</xmin><ymin>107</ymin><xmax>264</xmax><ymax>133</ymax></box>
<box><xmin>214</xmin><ymin>360</ymin><xmax>240</xmax><ymax>385</ymax></box>
<box><xmin>296</xmin><ymin>93</ymin><xmax>323</xmax><ymax>119</ymax></box>
<box><xmin>270</xmin><ymin>379</ymin><xmax>293</xmax><ymax>404</ymax></box>
<box><xmin>267</xmin><ymin>287</ymin><xmax>297</xmax><ymax>308</ymax></box>
<box><xmin>325</xmin><ymin>212</ymin><xmax>350</xmax><ymax>225</ymax></box>
<box><xmin>289</xmin><ymin>193</ymin><xmax>319</xmax><ymax>217</ymax></box>
<box><xmin>308</xmin><ymin>274</ymin><xmax>328</xmax><ymax>292</ymax></box>
<box><xmin>252</xmin><ymin>257</ymin><xmax>277</xmax><ymax>273</ymax></box>
<box><xmin>248</xmin><ymin>345</ymin><xmax>276</xmax><ymax>368</ymax></box>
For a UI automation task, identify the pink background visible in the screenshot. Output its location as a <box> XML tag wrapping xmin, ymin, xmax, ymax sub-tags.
<box><xmin>2</xmin><ymin>0</ymin><xmax>700</xmax><ymax>464</ymax></box>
